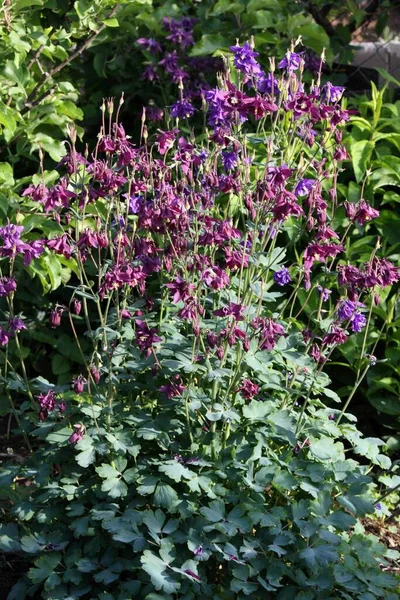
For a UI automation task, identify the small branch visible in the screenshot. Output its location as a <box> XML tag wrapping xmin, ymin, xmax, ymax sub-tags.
<box><xmin>23</xmin><ymin>4</ymin><xmax>119</xmax><ymax>114</ymax></box>
<box><xmin>27</xmin><ymin>44</ymin><xmax>45</xmax><ymax>70</ymax></box>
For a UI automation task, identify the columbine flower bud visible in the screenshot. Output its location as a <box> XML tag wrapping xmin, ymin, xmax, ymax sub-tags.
<box><xmin>72</xmin><ymin>299</ymin><xmax>82</xmax><ymax>316</ymax></box>
<box><xmin>72</xmin><ymin>375</ymin><xmax>86</xmax><ymax>394</ymax></box>
<box><xmin>90</xmin><ymin>367</ymin><xmax>101</xmax><ymax>384</ymax></box>
<box><xmin>68</xmin><ymin>424</ymin><xmax>85</xmax><ymax>445</ymax></box>
<box><xmin>50</xmin><ymin>307</ymin><xmax>64</xmax><ymax>328</ymax></box>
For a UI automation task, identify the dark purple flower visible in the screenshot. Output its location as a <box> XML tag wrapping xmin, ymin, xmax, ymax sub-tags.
<box><xmin>57</xmin><ymin>400</ymin><xmax>67</xmax><ymax>413</ymax></box>
<box><xmin>252</xmin><ymin>317</ymin><xmax>285</xmax><ymax>351</ymax></box>
<box><xmin>36</xmin><ymin>389</ymin><xmax>56</xmax><ymax>421</ymax></box>
<box><xmin>68</xmin><ymin>424</ymin><xmax>85</xmax><ymax>445</ymax></box>
<box><xmin>278</xmin><ymin>51</ymin><xmax>302</xmax><ymax>71</ymax></box>
<box><xmin>72</xmin><ymin>375</ymin><xmax>86</xmax><ymax>394</ymax></box>
<box><xmin>257</xmin><ymin>72</ymin><xmax>279</xmax><ymax>94</ymax></box>
<box><xmin>0</xmin><ymin>276</ymin><xmax>17</xmax><ymax>297</ymax></box>
<box><xmin>221</xmin><ymin>150</ymin><xmax>237</xmax><ymax>171</ymax></box>
<box><xmin>274</xmin><ymin>267</ymin><xmax>291</xmax><ymax>286</ymax></box>
<box><xmin>375</xmin><ymin>503</ymin><xmax>382</xmax><ymax>511</ymax></box>
<box><xmin>202</xmin><ymin>266</ymin><xmax>229</xmax><ymax>290</ymax></box>
<box><xmin>214</xmin><ymin>301</ymin><xmax>245</xmax><ymax>321</ymax></box>
<box><xmin>135</xmin><ymin>319</ymin><xmax>162</xmax><ymax>357</ymax></box>
<box><xmin>171</xmin><ymin>99</ymin><xmax>195</xmax><ymax>119</ymax></box>
<box><xmin>322</xmin><ymin>326</ymin><xmax>348</xmax><ymax>346</ymax></box>
<box><xmin>160</xmin><ymin>375</ymin><xmax>186</xmax><ymax>399</ymax></box>
<box><xmin>239</xmin><ymin>379</ymin><xmax>259</xmax><ymax>400</ymax></box>
<box><xmin>47</xmin><ymin>235</ymin><xmax>72</xmax><ymax>259</ymax></box>
<box><xmin>165</xmin><ymin>277</ymin><xmax>195</xmax><ymax>303</ymax></box>
<box><xmin>8</xmin><ymin>316</ymin><xmax>26</xmax><ymax>332</ymax></box>
<box><xmin>145</xmin><ymin>106</ymin><xmax>164</xmax><ymax>122</ymax></box>
<box><xmin>136</xmin><ymin>37</ymin><xmax>162</xmax><ymax>54</ymax></box>
<box><xmin>141</xmin><ymin>65</ymin><xmax>158</xmax><ymax>82</ymax></box>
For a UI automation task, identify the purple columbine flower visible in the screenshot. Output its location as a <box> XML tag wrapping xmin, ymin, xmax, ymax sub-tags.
<box><xmin>257</xmin><ymin>72</ymin><xmax>279</xmax><ymax>94</ymax></box>
<box><xmin>351</xmin><ymin>312</ymin><xmax>366</xmax><ymax>333</ymax></box>
<box><xmin>72</xmin><ymin>300</ymin><xmax>81</xmax><ymax>316</ymax></box>
<box><xmin>221</xmin><ymin>150</ymin><xmax>237</xmax><ymax>171</ymax></box>
<box><xmin>8</xmin><ymin>316</ymin><xmax>26</xmax><ymax>332</ymax></box>
<box><xmin>338</xmin><ymin>299</ymin><xmax>358</xmax><ymax>321</ymax></box>
<box><xmin>229</xmin><ymin>42</ymin><xmax>263</xmax><ymax>78</ymax></box>
<box><xmin>68</xmin><ymin>424</ymin><xmax>85</xmax><ymax>445</ymax></box>
<box><xmin>274</xmin><ymin>267</ymin><xmax>291</xmax><ymax>286</ymax></box>
<box><xmin>72</xmin><ymin>375</ymin><xmax>86</xmax><ymax>394</ymax></box>
<box><xmin>294</xmin><ymin>178</ymin><xmax>314</xmax><ymax>196</ymax></box>
<box><xmin>0</xmin><ymin>276</ymin><xmax>17</xmax><ymax>297</ymax></box>
<box><xmin>239</xmin><ymin>379</ymin><xmax>259</xmax><ymax>400</ymax></box>
<box><xmin>278</xmin><ymin>51</ymin><xmax>302</xmax><ymax>71</ymax></box>
<box><xmin>0</xmin><ymin>326</ymin><xmax>9</xmax><ymax>346</ymax></box>
<box><xmin>317</xmin><ymin>286</ymin><xmax>332</xmax><ymax>302</ymax></box>
<box><xmin>36</xmin><ymin>389</ymin><xmax>56</xmax><ymax>421</ymax></box>
<box><xmin>50</xmin><ymin>307</ymin><xmax>64</xmax><ymax>328</ymax></box>
<box><xmin>322</xmin><ymin>82</ymin><xmax>345</xmax><ymax>103</ymax></box>
<box><xmin>170</xmin><ymin>99</ymin><xmax>195</xmax><ymax>119</ymax></box>
<box><xmin>136</xmin><ymin>37</ymin><xmax>162</xmax><ymax>54</ymax></box>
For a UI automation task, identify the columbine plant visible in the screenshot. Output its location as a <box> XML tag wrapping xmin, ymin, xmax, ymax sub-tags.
<box><xmin>1</xmin><ymin>41</ymin><xmax>399</xmax><ymax>600</ymax></box>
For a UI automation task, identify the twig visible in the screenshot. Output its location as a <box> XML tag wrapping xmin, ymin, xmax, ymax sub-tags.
<box><xmin>22</xmin><ymin>4</ymin><xmax>119</xmax><ymax>114</ymax></box>
<box><xmin>27</xmin><ymin>43</ymin><xmax>45</xmax><ymax>70</ymax></box>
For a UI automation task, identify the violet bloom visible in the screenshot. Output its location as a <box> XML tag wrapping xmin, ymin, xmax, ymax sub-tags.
<box><xmin>135</xmin><ymin>320</ymin><xmax>162</xmax><ymax>357</ymax></box>
<box><xmin>294</xmin><ymin>178</ymin><xmax>314</xmax><ymax>197</ymax></box>
<box><xmin>278</xmin><ymin>51</ymin><xmax>302</xmax><ymax>71</ymax></box>
<box><xmin>322</xmin><ymin>82</ymin><xmax>345</xmax><ymax>103</ymax></box>
<box><xmin>317</xmin><ymin>286</ymin><xmax>332</xmax><ymax>302</ymax></box>
<box><xmin>337</xmin><ymin>299</ymin><xmax>358</xmax><ymax>321</ymax></box>
<box><xmin>257</xmin><ymin>72</ymin><xmax>279</xmax><ymax>94</ymax></box>
<box><xmin>274</xmin><ymin>267</ymin><xmax>291</xmax><ymax>286</ymax></box>
<box><xmin>351</xmin><ymin>312</ymin><xmax>366</xmax><ymax>333</ymax></box>
<box><xmin>68</xmin><ymin>424</ymin><xmax>85</xmax><ymax>445</ymax></box>
<box><xmin>0</xmin><ymin>276</ymin><xmax>17</xmax><ymax>297</ymax></box>
<box><xmin>136</xmin><ymin>37</ymin><xmax>162</xmax><ymax>54</ymax></box>
<box><xmin>8</xmin><ymin>316</ymin><xmax>26</xmax><ymax>332</ymax></box>
<box><xmin>170</xmin><ymin>99</ymin><xmax>195</xmax><ymax>119</ymax></box>
<box><xmin>229</xmin><ymin>42</ymin><xmax>263</xmax><ymax>78</ymax></box>
<box><xmin>221</xmin><ymin>151</ymin><xmax>237</xmax><ymax>171</ymax></box>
